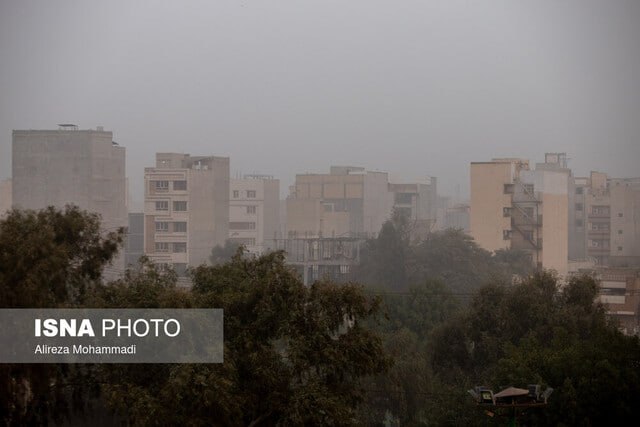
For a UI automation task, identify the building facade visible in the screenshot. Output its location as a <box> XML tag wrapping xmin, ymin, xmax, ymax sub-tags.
<box><xmin>143</xmin><ymin>153</ymin><xmax>229</xmax><ymax>273</ymax></box>
<box><xmin>388</xmin><ymin>176</ymin><xmax>438</xmax><ymax>238</ymax></box>
<box><xmin>12</xmin><ymin>126</ymin><xmax>127</xmax><ymax>274</ymax></box>
<box><xmin>286</xmin><ymin>166</ymin><xmax>393</xmax><ymax>239</ymax></box>
<box><xmin>125</xmin><ymin>212</ymin><xmax>144</xmax><ymax>268</ymax></box>
<box><xmin>470</xmin><ymin>157</ymin><xmax>568</xmax><ymax>275</ymax></box>
<box><xmin>229</xmin><ymin>175</ymin><xmax>280</xmax><ymax>255</ymax></box>
<box><xmin>0</xmin><ymin>179</ymin><xmax>11</xmax><ymax>218</ymax></box>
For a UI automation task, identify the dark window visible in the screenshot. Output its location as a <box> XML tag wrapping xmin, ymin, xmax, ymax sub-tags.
<box><xmin>246</xmin><ymin>206</ymin><xmax>256</xmax><ymax>214</ymax></box>
<box><xmin>230</xmin><ymin>222</ymin><xmax>256</xmax><ymax>230</ymax></box>
<box><xmin>155</xmin><ymin>201</ymin><xmax>168</xmax><ymax>211</ymax></box>
<box><xmin>575</xmin><ymin>203</ymin><xmax>583</xmax><ymax>211</ymax></box>
<box><xmin>395</xmin><ymin>193</ymin><xmax>413</xmax><ymax>204</ymax></box>
<box><xmin>233</xmin><ymin>190</ymin><xmax>239</xmax><ymax>198</ymax></box>
<box><xmin>173</xmin><ymin>201</ymin><xmax>187</xmax><ymax>211</ymax></box>
<box><xmin>173</xmin><ymin>222</ymin><xmax>187</xmax><ymax>232</ymax></box>
<box><xmin>154</xmin><ymin>180</ymin><xmax>169</xmax><ymax>191</ymax></box>
<box><xmin>247</xmin><ymin>190</ymin><xmax>256</xmax><ymax>198</ymax></box>
<box><xmin>575</xmin><ymin>187</ymin><xmax>583</xmax><ymax>195</ymax></box>
<box><xmin>173</xmin><ymin>180</ymin><xmax>187</xmax><ymax>190</ymax></box>
<box><xmin>173</xmin><ymin>242</ymin><xmax>187</xmax><ymax>253</ymax></box>
<box><xmin>575</xmin><ymin>219</ymin><xmax>583</xmax><ymax>227</ymax></box>
<box><xmin>155</xmin><ymin>222</ymin><xmax>169</xmax><ymax>232</ymax></box>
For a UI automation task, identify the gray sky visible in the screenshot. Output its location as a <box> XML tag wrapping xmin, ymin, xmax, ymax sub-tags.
<box><xmin>1</xmin><ymin>0</ymin><xmax>639</xmax><ymax>202</ymax></box>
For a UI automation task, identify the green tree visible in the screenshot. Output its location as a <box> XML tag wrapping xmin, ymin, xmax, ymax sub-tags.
<box><xmin>209</xmin><ymin>239</ymin><xmax>242</xmax><ymax>265</ymax></box>
<box><xmin>0</xmin><ymin>206</ymin><xmax>124</xmax><ymax>425</ymax></box>
<box><xmin>94</xmin><ymin>250</ymin><xmax>391</xmax><ymax>425</ymax></box>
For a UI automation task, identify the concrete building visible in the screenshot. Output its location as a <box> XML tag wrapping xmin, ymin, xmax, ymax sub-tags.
<box><xmin>144</xmin><ymin>153</ymin><xmax>229</xmax><ymax>273</ymax></box>
<box><xmin>444</xmin><ymin>203</ymin><xmax>470</xmax><ymax>232</ymax></box>
<box><xmin>125</xmin><ymin>212</ymin><xmax>144</xmax><ymax>268</ymax></box>
<box><xmin>0</xmin><ymin>179</ymin><xmax>11</xmax><ymax>218</ymax></box>
<box><xmin>12</xmin><ymin>125</ymin><xmax>127</xmax><ymax>274</ymax></box>
<box><xmin>229</xmin><ymin>175</ymin><xmax>280</xmax><ymax>255</ymax></box>
<box><xmin>388</xmin><ymin>176</ymin><xmax>437</xmax><ymax>238</ymax></box>
<box><xmin>470</xmin><ymin>157</ymin><xmax>569</xmax><ymax>275</ymax></box>
<box><xmin>596</xmin><ymin>267</ymin><xmax>640</xmax><ymax>336</ymax></box>
<box><xmin>573</xmin><ymin>173</ymin><xmax>640</xmax><ymax>267</ymax></box>
<box><xmin>267</xmin><ymin>236</ymin><xmax>364</xmax><ymax>285</ymax></box>
<box><xmin>286</xmin><ymin>166</ymin><xmax>393</xmax><ymax>239</ymax></box>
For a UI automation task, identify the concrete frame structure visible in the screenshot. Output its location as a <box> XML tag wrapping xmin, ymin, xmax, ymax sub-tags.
<box><xmin>144</xmin><ymin>153</ymin><xmax>229</xmax><ymax>273</ymax></box>
<box><xmin>388</xmin><ymin>176</ymin><xmax>438</xmax><ymax>238</ymax></box>
<box><xmin>229</xmin><ymin>175</ymin><xmax>280</xmax><ymax>255</ymax></box>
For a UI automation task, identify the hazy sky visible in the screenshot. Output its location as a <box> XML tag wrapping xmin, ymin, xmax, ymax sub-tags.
<box><xmin>1</xmin><ymin>0</ymin><xmax>639</xmax><ymax>202</ymax></box>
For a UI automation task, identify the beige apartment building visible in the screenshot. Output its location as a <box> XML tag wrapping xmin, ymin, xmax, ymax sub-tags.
<box><xmin>286</xmin><ymin>166</ymin><xmax>393</xmax><ymax>238</ymax></box>
<box><xmin>12</xmin><ymin>126</ymin><xmax>127</xmax><ymax>274</ymax></box>
<box><xmin>229</xmin><ymin>175</ymin><xmax>280</xmax><ymax>255</ymax></box>
<box><xmin>596</xmin><ymin>267</ymin><xmax>640</xmax><ymax>336</ymax></box>
<box><xmin>470</xmin><ymin>157</ymin><xmax>569</xmax><ymax>275</ymax></box>
<box><xmin>571</xmin><ymin>172</ymin><xmax>640</xmax><ymax>267</ymax></box>
<box><xmin>143</xmin><ymin>153</ymin><xmax>229</xmax><ymax>273</ymax></box>
<box><xmin>0</xmin><ymin>179</ymin><xmax>11</xmax><ymax>218</ymax></box>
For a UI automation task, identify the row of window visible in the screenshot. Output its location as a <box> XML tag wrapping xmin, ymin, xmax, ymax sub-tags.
<box><xmin>155</xmin><ymin>222</ymin><xmax>187</xmax><ymax>232</ymax></box>
<box><xmin>155</xmin><ymin>242</ymin><xmax>187</xmax><ymax>253</ymax></box>
<box><xmin>155</xmin><ymin>201</ymin><xmax>188</xmax><ymax>212</ymax></box>
<box><xmin>229</xmin><ymin>221</ymin><xmax>256</xmax><ymax>230</ymax></box>
<box><xmin>232</xmin><ymin>190</ymin><xmax>257</xmax><ymax>198</ymax></box>
<box><xmin>153</xmin><ymin>180</ymin><xmax>187</xmax><ymax>191</ymax></box>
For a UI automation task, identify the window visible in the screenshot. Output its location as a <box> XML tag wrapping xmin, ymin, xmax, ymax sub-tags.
<box><xmin>246</xmin><ymin>205</ymin><xmax>256</xmax><ymax>214</ymax></box>
<box><xmin>155</xmin><ymin>222</ymin><xmax>169</xmax><ymax>232</ymax></box>
<box><xmin>591</xmin><ymin>206</ymin><xmax>610</xmax><ymax>216</ymax></box>
<box><xmin>503</xmin><ymin>207</ymin><xmax>512</xmax><ymax>217</ymax></box>
<box><xmin>575</xmin><ymin>219</ymin><xmax>583</xmax><ymax>227</ymax></box>
<box><xmin>173</xmin><ymin>180</ymin><xmax>187</xmax><ymax>190</ymax></box>
<box><xmin>618</xmin><ymin>212</ymin><xmax>623</xmax><ymax>218</ymax></box>
<box><xmin>229</xmin><ymin>222</ymin><xmax>256</xmax><ymax>230</ymax></box>
<box><xmin>618</xmin><ymin>246</ymin><xmax>623</xmax><ymax>251</ymax></box>
<box><xmin>503</xmin><ymin>230</ymin><xmax>511</xmax><ymax>240</ymax></box>
<box><xmin>155</xmin><ymin>201</ymin><xmax>169</xmax><ymax>211</ymax></box>
<box><xmin>618</xmin><ymin>230</ymin><xmax>623</xmax><ymax>235</ymax></box>
<box><xmin>503</xmin><ymin>184</ymin><xmax>514</xmax><ymax>194</ymax></box>
<box><xmin>173</xmin><ymin>201</ymin><xmax>187</xmax><ymax>211</ymax></box>
<box><xmin>575</xmin><ymin>203</ymin><xmax>583</xmax><ymax>211</ymax></box>
<box><xmin>173</xmin><ymin>222</ymin><xmax>187</xmax><ymax>233</ymax></box>
<box><xmin>323</xmin><ymin>204</ymin><xmax>333</xmax><ymax>212</ymax></box>
<box><xmin>173</xmin><ymin>242</ymin><xmax>187</xmax><ymax>253</ymax></box>
<box><xmin>575</xmin><ymin>187</ymin><xmax>584</xmax><ymax>195</ymax></box>
<box><xmin>340</xmin><ymin>265</ymin><xmax>350</xmax><ymax>274</ymax></box>
<box><xmin>247</xmin><ymin>190</ymin><xmax>256</xmax><ymax>198</ymax></box>
<box><xmin>154</xmin><ymin>180</ymin><xmax>169</xmax><ymax>191</ymax></box>
<box><xmin>155</xmin><ymin>242</ymin><xmax>169</xmax><ymax>252</ymax></box>
<box><xmin>233</xmin><ymin>190</ymin><xmax>239</xmax><ymax>198</ymax></box>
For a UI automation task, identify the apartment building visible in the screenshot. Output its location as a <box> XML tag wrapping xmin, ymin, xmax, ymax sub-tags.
<box><xmin>596</xmin><ymin>267</ymin><xmax>640</xmax><ymax>336</ymax></box>
<box><xmin>444</xmin><ymin>203</ymin><xmax>470</xmax><ymax>232</ymax></box>
<box><xmin>229</xmin><ymin>175</ymin><xmax>280</xmax><ymax>255</ymax></box>
<box><xmin>470</xmin><ymin>157</ymin><xmax>568</xmax><ymax>275</ymax></box>
<box><xmin>12</xmin><ymin>125</ymin><xmax>127</xmax><ymax>275</ymax></box>
<box><xmin>125</xmin><ymin>212</ymin><xmax>144</xmax><ymax>268</ymax></box>
<box><xmin>0</xmin><ymin>179</ymin><xmax>11</xmax><ymax>218</ymax></box>
<box><xmin>572</xmin><ymin>173</ymin><xmax>640</xmax><ymax>267</ymax></box>
<box><xmin>286</xmin><ymin>166</ymin><xmax>393</xmax><ymax>238</ymax></box>
<box><xmin>144</xmin><ymin>153</ymin><xmax>229</xmax><ymax>273</ymax></box>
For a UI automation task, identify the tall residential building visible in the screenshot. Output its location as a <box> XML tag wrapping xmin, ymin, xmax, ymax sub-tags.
<box><xmin>12</xmin><ymin>125</ymin><xmax>127</xmax><ymax>273</ymax></box>
<box><xmin>286</xmin><ymin>166</ymin><xmax>393</xmax><ymax>238</ymax></box>
<box><xmin>0</xmin><ymin>179</ymin><xmax>11</xmax><ymax>218</ymax></box>
<box><xmin>229</xmin><ymin>175</ymin><xmax>280</xmax><ymax>255</ymax></box>
<box><xmin>470</xmin><ymin>157</ymin><xmax>568</xmax><ymax>275</ymax></box>
<box><xmin>143</xmin><ymin>153</ymin><xmax>229</xmax><ymax>273</ymax></box>
<box><xmin>573</xmin><ymin>172</ymin><xmax>640</xmax><ymax>267</ymax></box>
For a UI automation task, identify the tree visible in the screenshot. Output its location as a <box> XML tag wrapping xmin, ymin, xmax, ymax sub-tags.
<box><xmin>429</xmin><ymin>272</ymin><xmax>640</xmax><ymax>425</ymax></box>
<box><xmin>94</xmin><ymin>250</ymin><xmax>391</xmax><ymax>425</ymax></box>
<box><xmin>209</xmin><ymin>239</ymin><xmax>242</xmax><ymax>265</ymax></box>
<box><xmin>0</xmin><ymin>206</ymin><xmax>124</xmax><ymax>425</ymax></box>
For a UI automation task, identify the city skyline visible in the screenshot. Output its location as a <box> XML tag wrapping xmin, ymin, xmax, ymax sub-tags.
<box><xmin>2</xmin><ymin>1</ymin><xmax>640</xmax><ymax>202</ymax></box>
